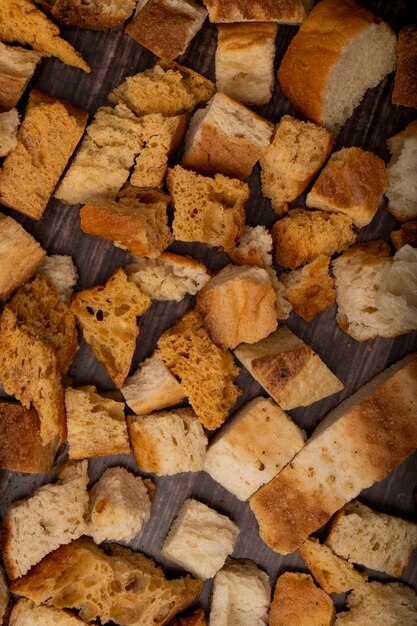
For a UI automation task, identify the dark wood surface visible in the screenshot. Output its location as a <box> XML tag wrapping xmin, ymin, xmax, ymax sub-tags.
<box><xmin>1</xmin><ymin>0</ymin><xmax>417</xmax><ymax>619</ymax></box>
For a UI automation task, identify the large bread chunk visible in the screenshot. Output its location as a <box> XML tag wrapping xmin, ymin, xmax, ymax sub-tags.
<box><xmin>203</xmin><ymin>0</ymin><xmax>313</xmax><ymax>24</ymax></box>
<box><xmin>250</xmin><ymin>353</ymin><xmax>417</xmax><ymax>554</ymax></box>
<box><xmin>0</xmin><ymin>42</ymin><xmax>41</xmax><ymax>112</ymax></box>
<box><xmin>9</xmin><ymin>598</ymin><xmax>87</xmax><ymax>625</ymax></box>
<box><xmin>385</xmin><ymin>120</ymin><xmax>417</xmax><ymax>221</ymax></box>
<box><xmin>38</xmin><ymin>0</ymin><xmax>137</xmax><ymax>30</ymax></box>
<box><xmin>269</xmin><ymin>572</ymin><xmax>335</xmax><ymax>626</ymax></box>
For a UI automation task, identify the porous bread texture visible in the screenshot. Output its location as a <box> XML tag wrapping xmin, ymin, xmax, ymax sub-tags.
<box><xmin>162</xmin><ymin>499</ymin><xmax>239</xmax><ymax>579</ymax></box>
<box><xmin>228</xmin><ymin>225</ymin><xmax>273</xmax><ymax>268</ymax></box>
<box><xmin>65</xmin><ymin>386</ymin><xmax>130</xmax><ymax>460</ymax></box>
<box><xmin>204</xmin><ymin>396</ymin><xmax>305</xmax><ymax>501</ymax></box>
<box><xmin>121</xmin><ymin>352</ymin><xmax>185</xmax><ymax>414</ymax></box>
<box><xmin>157</xmin><ymin>309</ymin><xmax>241</xmax><ymax>430</ymax></box>
<box><xmin>0</xmin><ymin>42</ymin><xmax>41</xmax><ymax>111</ymax></box>
<box><xmin>167</xmin><ymin>166</ymin><xmax>248</xmax><ymax>253</ymax></box>
<box><xmin>392</xmin><ymin>25</ymin><xmax>417</xmax><ymax>108</ymax></box>
<box><xmin>272</xmin><ymin>208</ymin><xmax>356</xmax><ymax>269</ymax></box>
<box><xmin>0</xmin><ymin>89</ymin><xmax>88</xmax><ymax>219</ymax></box>
<box><xmin>169</xmin><ymin>608</ymin><xmax>206</xmax><ymax>626</ymax></box>
<box><xmin>11</xmin><ymin>537</ymin><xmax>203</xmax><ymax>625</ymax></box>
<box><xmin>87</xmin><ymin>467</ymin><xmax>152</xmax><ymax>544</ymax></box>
<box><xmin>280</xmin><ymin>255</ymin><xmax>336</xmax><ymax>321</ymax></box>
<box><xmin>0</xmin><ymin>213</ymin><xmax>45</xmax><ymax>301</ymax></box>
<box><xmin>215</xmin><ymin>22</ymin><xmax>277</xmax><ymax>106</ymax></box>
<box><xmin>181</xmin><ymin>92</ymin><xmax>274</xmax><ymax>179</ymax></box>
<box><xmin>0</xmin><ymin>565</ymin><xmax>9</xmax><ymax>626</ymax></box>
<box><xmin>128</xmin><ymin>407</ymin><xmax>207</xmax><ymax>475</ymax></box>
<box><xmin>385</xmin><ymin>120</ymin><xmax>417</xmax><ymax>221</ymax></box>
<box><xmin>196</xmin><ymin>264</ymin><xmax>278</xmax><ymax>349</ymax></box>
<box><xmin>210</xmin><ymin>558</ymin><xmax>270</xmax><ymax>626</ymax></box>
<box><xmin>332</xmin><ymin>241</ymin><xmax>417</xmax><ymax>341</ymax></box>
<box><xmin>260</xmin><ymin>115</ymin><xmax>334</xmax><ymax>215</ymax></box>
<box><xmin>38</xmin><ymin>0</ymin><xmax>137</xmax><ymax>30</ymax></box>
<box><xmin>9</xmin><ymin>598</ymin><xmax>87</xmax><ymax>625</ymax></box>
<box><xmin>109</xmin><ymin>61</ymin><xmax>215</xmax><ymax>117</ymax></box>
<box><xmin>0</xmin><ymin>0</ymin><xmax>90</xmax><ymax>71</ymax></box>
<box><xmin>234</xmin><ymin>326</ymin><xmax>343</xmax><ymax>411</ymax></box>
<box><xmin>325</xmin><ymin>500</ymin><xmax>417</xmax><ymax>577</ymax></box>
<box><xmin>71</xmin><ymin>268</ymin><xmax>151</xmax><ymax>388</ymax></box>
<box><xmin>126</xmin><ymin>252</ymin><xmax>211</xmax><ymax>301</ymax></box>
<box><xmin>298</xmin><ymin>538</ymin><xmax>367</xmax><ymax>595</ymax></box>
<box><xmin>38</xmin><ymin>255</ymin><xmax>79</xmax><ymax>304</ymax></box>
<box><xmin>249</xmin><ymin>354</ymin><xmax>417</xmax><ymax>555</ymax></box>
<box><xmin>1</xmin><ymin>460</ymin><xmax>89</xmax><ymax>579</ymax></box>
<box><xmin>278</xmin><ymin>0</ymin><xmax>396</xmax><ymax>132</ymax></box>
<box><xmin>126</xmin><ymin>0</ymin><xmax>207</xmax><ymax>62</ymax></box>
<box><xmin>0</xmin><ymin>109</ymin><xmax>19</xmax><ymax>156</ymax></box>
<box><xmin>391</xmin><ymin>221</ymin><xmax>417</xmax><ymax>250</ymax></box>
<box><xmin>203</xmin><ymin>0</ymin><xmax>313</xmax><ymax>23</ymax></box>
<box><xmin>335</xmin><ymin>581</ymin><xmax>417</xmax><ymax>626</ymax></box>
<box><xmin>269</xmin><ymin>572</ymin><xmax>335</xmax><ymax>626</ymax></box>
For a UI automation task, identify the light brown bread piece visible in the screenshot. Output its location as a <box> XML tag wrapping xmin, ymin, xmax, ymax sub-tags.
<box><xmin>38</xmin><ymin>0</ymin><xmax>137</xmax><ymax>30</ymax></box>
<box><xmin>391</xmin><ymin>221</ymin><xmax>417</xmax><ymax>250</ymax></box>
<box><xmin>392</xmin><ymin>25</ymin><xmax>417</xmax><ymax>108</ymax></box>
<box><xmin>229</xmin><ymin>225</ymin><xmax>273</xmax><ymax>268</ymax></box>
<box><xmin>385</xmin><ymin>120</ymin><xmax>417</xmax><ymax>221</ymax></box>
<box><xmin>0</xmin><ymin>565</ymin><xmax>10</xmax><ymax>626</ymax></box>
<box><xmin>272</xmin><ymin>208</ymin><xmax>356</xmax><ymax>269</ymax></box>
<box><xmin>0</xmin><ymin>89</ymin><xmax>88</xmax><ymax>219</ymax></box>
<box><xmin>71</xmin><ymin>268</ymin><xmax>151</xmax><ymax>388</ymax></box>
<box><xmin>278</xmin><ymin>0</ymin><xmax>396</xmax><ymax>132</ymax></box>
<box><xmin>182</xmin><ymin>92</ymin><xmax>274</xmax><ymax>179</ymax></box>
<box><xmin>0</xmin><ymin>42</ymin><xmax>41</xmax><ymax>112</ymax></box>
<box><xmin>250</xmin><ymin>353</ymin><xmax>417</xmax><ymax>554</ymax></box>
<box><xmin>203</xmin><ymin>0</ymin><xmax>313</xmax><ymax>23</ymax></box>
<box><xmin>38</xmin><ymin>254</ymin><xmax>79</xmax><ymax>304</ymax></box>
<box><xmin>234</xmin><ymin>326</ymin><xmax>343</xmax><ymax>410</ymax></box>
<box><xmin>269</xmin><ymin>572</ymin><xmax>335</xmax><ymax>626</ymax></box>
<box><xmin>11</xmin><ymin>538</ymin><xmax>203</xmax><ymax>625</ymax></box>
<box><xmin>168</xmin><ymin>608</ymin><xmax>206</xmax><ymax>626</ymax></box>
<box><xmin>0</xmin><ymin>108</ymin><xmax>19</xmax><ymax>156</ymax></box>
<box><xmin>157</xmin><ymin>309</ymin><xmax>241</xmax><ymax>430</ymax></box>
<box><xmin>9</xmin><ymin>598</ymin><xmax>87</xmax><ymax>625</ymax></box>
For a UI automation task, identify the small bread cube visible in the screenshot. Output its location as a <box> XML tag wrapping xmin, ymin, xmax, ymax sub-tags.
<box><xmin>337</xmin><ymin>582</ymin><xmax>417</xmax><ymax>626</ymax></box>
<box><xmin>203</xmin><ymin>0</ymin><xmax>312</xmax><ymax>23</ymax></box>
<box><xmin>0</xmin><ymin>42</ymin><xmax>41</xmax><ymax>112</ymax></box>
<box><xmin>9</xmin><ymin>598</ymin><xmax>87</xmax><ymax>624</ymax></box>
<box><xmin>0</xmin><ymin>109</ymin><xmax>19</xmax><ymax>156</ymax></box>
<box><xmin>269</xmin><ymin>572</ymin><xmax>335</xmax><ymax>626</ymax></box>
<box><xmin>391</xmin><ymin>221</ymin><xmax>417</xmax><ymax>250</ymax></box>
<box><xmin>38</xmin><ymin>255</ymin><xmax>79</xmax><ymax>304</ymax></box>
<box><xmin>228</xmin><ymin>225</ymin><xmax>273</xmax><ymax>268</ymax></box>
<box><xmin>392</xmin><ymin>25</ymin><xmax>417</xmax><ymax>108</ymax></box>
<box><xmin>162</xmin><ymin>499</ymin><xmax>239</xmax><ymax>579</ymax></box>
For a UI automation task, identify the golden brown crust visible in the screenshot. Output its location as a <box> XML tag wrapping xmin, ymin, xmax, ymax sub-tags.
<box><xmin>204</xmin><ymin>0</ymin><xmax>310</xmax><ymax>23</ymax></box>
<box><xmin>251</xmin><ymin>346</ymin><xmax>311</xmax><ymax>393</ymax></box>
<box><xmin>391</xmin><ymin>221</ymin><xmax>417</xmax><ymax>250</ymax></box>
<box><xmin>392</xmin><ymin>25</ymin><xmax>417</xmax><ymax>108</ymax></box>
<box><xmin>269</xmin><ymin>572</ymin><xmax>335</xmax><ymax>626</ymax></box>
<box><xmin>168</xmin><ymin>608</ymin><xmax>206</xmax><ymax>626</ymax></box>
<box><xmin>281</xmin><ymin>256</ymin><xmax>335</xmax><ymax>321</ymax></box>
<box><xmin>38</xmin><ymin>0</ymin><xmax>132</xmax><ymax>30</ymax></box>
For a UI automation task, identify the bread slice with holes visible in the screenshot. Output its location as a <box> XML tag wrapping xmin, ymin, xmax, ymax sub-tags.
<box><xmin>392</xmin><ymin>25</ymin><xmax>417</xmax><ymax>109</ymax></box>
<box><xmin>0</xmin><ymin>42</ymin><xmax>41</xmax><ymax>112</ymax></box>
<box><xmin>38</xmin><ymin>0</ymin><xmax>137</xmax><ymax>30</ymax></box>
<box><xmin>269</xmin><ymin>572</ymin><xmax>335</xmax><ymax>626</ymax></box>
<box><xmin>203</xmin><ymin>0</ymin><xmax>313</xmax><ymax>23</ymax></box>
<box><xmin>9</xmin><ymin>598</ymin><xmax>87</xmax><ymax>625</ymax></box>
<box><xmin>385</xmin><ymin>120</ymin><xmax>417</xmax><ymax>221</ymax></box>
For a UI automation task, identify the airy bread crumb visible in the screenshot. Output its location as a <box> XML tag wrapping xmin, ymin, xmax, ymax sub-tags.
<box><xmin>385</xmin><ymin>120</ymin><xmax>417</xmax><ymax>221</ymax></box>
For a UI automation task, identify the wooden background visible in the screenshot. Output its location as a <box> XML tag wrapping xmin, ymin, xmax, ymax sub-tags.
<box><xmin>1</xmin><ymin>0</ymin><xmax>417</xmax><ymax>619</ymax></box>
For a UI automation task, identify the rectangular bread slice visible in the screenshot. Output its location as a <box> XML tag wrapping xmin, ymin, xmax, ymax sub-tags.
<box><xmin>0</xmin><ymin>42</ymin><xmax>41</xmax><ymax>112</ymax></box>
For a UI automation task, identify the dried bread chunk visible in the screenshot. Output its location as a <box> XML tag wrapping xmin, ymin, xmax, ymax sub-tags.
<box><xmin>391</xmin><ymin>221</ymin><xmax>417</xmax><ymax>250</ymax></box>
<box><xmin>278</xmin><ymin>0</ymin><xmax>396</xmax><ymax>132</ymax></box>
<box><xmin>229</xmin><ymin>225</ymin><xmax>273</xmax><ymax>268</ymax></box>
<box><xmin>0</xmin><ymin>565</ymin><xmax>10</xmax><ymax>626</ymax></box>
<box><xmin>0</xmin><ymin>0</ymin><xmax>90</xmax><ymax>72</ymax></box>
<box><xmin>162</xmin><ymin>499</ymin><xmax>239</xmax><ymax>579</ymax></box>
<box><xmin>234</xmin><ymin>327</ymin><xmax>343</xmax><ymax>410</ymax></box>
<box><xmin>157</xmin><ymin>309</ymin><xmax>241</xmax><ymax>430</ymax></box>
<box><xmin>181</xmin><ymin>92</ymin><xmax>274</xmax><ymax>179</ymax></box>
<box><xmin>71</xmin><ymin>268</ymin><xmax>151</xmax><ymax>388</ymax></box>
<box><xmin>249</xmin><ymin>353</ymin><xmax>417</xmax><ymax>554</ymax></box>
<box><xmin>11</xmin><ymin>537</ymin><xmax>203</xmax><ymax>625</ymax></box>
<box><xmin>38</xmin><ymin>0</ymin><xmax>137</xmax><ymax>30</ymax></box>
<box><xmin>1</xmin><ymin>460</ymin><xmax>89</xmax><ymax>579</ymax></box>
<box><xmin>9</xmin><ymin>598</ymin><xmax>87</xmax><ymax>625</ymax></box>
<box><xmin>65</xmin><ymin>386</ymin><xmax>130</xmax><ymax>460</ymax></box>
<box><xmin>268</xmin><ymin>269</ymin><xmax>292</xmax><ymax>320</ymax></box>
<box><xmin>203</xmin><ymin>0</ymin><xmax>312</xmax><ymax>23</ymax></box>
<box><xmin>385</xmin><ymin>120</ymin><xmax>417</xmax><ymax>221</ymax></box>
<box><xmin>109</xmin><ymin>61</ymin><xmax>215</xmax><ymax>117</ymax></box>
<box><xmin>0</xmin><ymin>109</ymin><xmax>19</xmax><ymax>156</ymax></box>
<box><xmin>0</xmin><ymin>42</ymin><xmax>41</xmax><ymax>112</ymax></box>
<box><xmin>169</xmin><ymin>609</ymin><xmax>206</xmax><ymax>626</ymax></box>
<box><xmin>126</xmin><ymin>0</ymin><xmax>207</xmax><ymax>62</ymax></box>
<box><xmin>38</xmin><ymin>255</ymin><xmax>79</xmax><ymax>304</ymax></box>
<box><xmin>260</xmin><ymin>115</ymin><xmax>334</xmax><ymax>215</ymax></box>
<box><xmin>392</xmin><ymin>25</ymin><xmax>417</xmax><ymax>108</ymax></box>
<box><xmin>269</xmin><ymin>572</ymin><xmax>335</xmax><ymax>626</ymax></box>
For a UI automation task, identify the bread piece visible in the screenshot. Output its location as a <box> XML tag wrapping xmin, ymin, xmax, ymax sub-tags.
<box><xmin>278</xmin><ymin>0</ymin><xmax>396</xmax><ymax>132</ymax></box>
<box><xmin>38</xmin><ymin>255</ymin><xmax>79</xmax><ymax>304</ymax></box>
<box><xmin>162</xmin><ymin>499</ymin><xmax>239</xmax><ymax>579</ymax></box>
<box><xmin>181</xmin><ymin>92</ymin><xmax>273</xmax><ymax>179</ymax></box>
<box><xmin>11</xmin><ymin>537</ymin><xmax>203</xmax><ymax>625</ymax></box>
<box><xmin>204</xmin><ymin>396</ymin><xmax>305</xmax><ymax>501</ymax></box>
<box><xmin>167</xmin><ymin>165</ymin><xmax>248</xmax><ymax>252</ymax></box>
<box><xmin>280</xmin><ymin>255</ymin><xmax>335</xmax><ymax>321</ymax></box>
<box><xmin>269</xmin><ymin>572</ymin><xmax>335</xmax><ymax>626</ymax></box>
<box><xmin>298</xmin><ymin>538</ymin><xmax>367</xmax><ymax>595</ymax></box>
<box><xmin>122</xmin><ymin>352</ymin><xmax>185</xmax><ymax>414</ymax></box>
<box><xmin>335</xmin><ymin>582</ymin><xmax>417</xmax><ymax>626</ymax></box>
<box><xmin>0</xmin><ymin>42</ymin><xmax>41</xmax><ymax>112</ymax></box>
<box><xmin>0</xmin><ymin>213</ymin><xmax>45</xmax><ymax>301</ymax></box>
<box><xmin>0</xmin><ymin>565</ymin><xmax>10</xmax><ymax>626</ymax></box>
<box><xmin>1</xmin><ymin>461</ymin><xmax>89</xmax><ymax>579</ymax></box>
<box><xmin>38</xmin><ymin>0</ymin><xmax>137</xmax><ymax>30</ymax></box>
<box><xmin>234</xmin><ymin>327</ymin><xmax>343</xmax><ymax>410</ymax></box>
<box><xmin>88</xmin><ymin>467</ymin><xmax>152</xmax><ymax>544</ymax></box>
<box><xmin>71</xmin><ymin>268</ymin><xmax>151</xmax><ymax>388</ymax></box>
<box><xmin>272</xmin><ymin>208</ymin><xmax>356</xmax><ymax>269</ymax></box>
<box><xmin>267</xmin><ymin>267</ymin><xmax>292</xmax><ymax>320</ymax></box>
<box><xmin>210</xmin><ymin>558</ymin><xmax>270</xmax><ymax>625</ymax></box>
<box><xmin>260</xmin><ymin>115</ymin><xmax>335</xmax><ymax>215</ymax></box>
<box><xmin>9</xmin><ymin>598</ymin><xmax>87</xmax><ymax>625</ymax></box>
<box><xmin>391</xmin><ymin>221</ymin><xmax>417</xmax><ymax>250</ymax></box>
<box><xmin>109</xmin><ymin>61</ymin><xmax>215</xmax><ymax>117</ymax></box>
<box><xmin>392</xmin><ymin>25</ymin><xmax>417</xmax><ymax>108</ymax></box>
<box><xmin>0</xmin><ymin>108</ymin><xmax>19</xmax><ymax>156</ymax></box>
<box><xmin>126</xmin><ymin>0</ymin><xmax>207</xmax><ymax>62</ymax></box>
<box><xmin>229</xmin><ymin>225</ymin><xmax>273</xmax><ymax>268</ymax></box>
<box><xmin>385</xmin><ymin>120</ymin><xmax>417</xmax><ymax>221</ymax></box>
<box><xmin>65</xmin><ymin>386</ymin><xmax>130</xmax><ymax>460</ymax></box>
<box><xmin>203</xmin><ymin>0</ymin><xmax>312</xmax><ymax>23</ymax></box>
<box><xmin>215</xmin><ymin>23</ymin><xmax>277</xmax><ymax>106</ymax></box>
<box><xmin>168</xmin><ymin>609</ymin><xmax>206</xmax><ymax>626</ymax></box>
<box><xmin>0</xmin><ymin>0</ymin><xmax>90</xmax><ymax>72</ymax></box>
<box><xmin>249</xmin><ymin>353</ymin><xmax>417</xmax><ymax>554</ymax></box>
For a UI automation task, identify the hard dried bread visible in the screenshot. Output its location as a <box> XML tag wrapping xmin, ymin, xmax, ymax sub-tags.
<box><xmin>392</xmin><ymin>25</ymin><xmax>417</xmax><ymax>108</ymax></box>
<box><xmin>0</xmin><ymin>108</ymin><xmax>19</xmax><ymax>156</ymax></box>
<box><xmin>234</xmin><ymin>326</ymin><xmax>343</xmax><ymax>410</ymax></box>
<box><xmin>229</xmin><ymin>225</ymin><xmax>273</xmax><ymax>268</ymax></box>
<box><xmin>278</xmin><ymin>0</ymin><xmax>396</xmax><ymax>131</ymax></box>
<box><xmin>38</xmin><ymin>254</ymin><xmax>79</xmax><ymax>304</ymax></box>
<box><xmin>0</xmin><ymin>42</ymin><xmax>41</xmax><ymax>111</ymax></box>
<box><xmin>0</xmin><ymin>565</ymin><xmax>9</xmax><ymax>626</ymax></box>
<box><xmin>168</xmin><ymin>608</ymin><xmax>206</xmax><ymax>626</ymax></box>
<box><xmin>9</xmin><ymin>598</ymin><xmax>87</xmax><ymax>625</ymax></box>
<box><xmin>385</xmin><ymin>120</ymin><xmax>417</xmax><ymax>221</ymax></box>
<box><xmin>38</xmin><ymin>0</ymin><xmax>137</xmax><ymax>30</ymax></box>
<box><xmin>203</xmin><ymin>0</ymin><xmax>313</xmax><ymax>24</ymax></box>
<box><xmin>269</xmin><ymin>572</ymin><xmax>335</xmax><ymax>626</ymax></box>
<box><xmin>249</xmin><ymin>353</ymin><xmax>417</xmax><ymax>554</ymax></box>
<box><xmin>391</xmin><ymin>221</ymin><xmax>417</xmax><ymax>250</ymax></box>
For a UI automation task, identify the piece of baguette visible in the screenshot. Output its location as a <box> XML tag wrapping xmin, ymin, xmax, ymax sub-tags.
<box><xmin>392</xmin><ymin>25</ymin><xmax>417</xmax><ymax>109</ymax></box>
<box><xmin>203</xmin><ymin>0</ymin><xmax>313</xmax><ymax>24</ymax></box>
<box><xmin>0</xmin><ymin>109</ymin><xmax>19</xmax><ymax>156</ymax></box>
<box><xmin>385</xmin><ymin>120</ymin><xmax>417</xmax><ymax>221</ymax></box>
<box><xmin>9</xmin><ymin>598</ymin><xmax>87</xmax><ymax>625</ymax></box>
<box><xmin>269</xmin><ymin>572</ymin><xmax>335</xmax><ymax>626</ymax></box>
<box><xmin>38</xmin><ymin>255</ymin><xmax>79</xmax><ymax>304</ymax></box>
<box><xmin>38</xmin><ymin>0</ymin><xmax>137</xmax><ymax>30</ymax></box>
<box><xmin>0</xmin><ymin>42</ymin><xmax>41</xmax><ymax>112</ymax></box>
<box><xmin>391</xmin><ymin>221</ymin><xmax>417</xmax><ymax>250</ymax></box>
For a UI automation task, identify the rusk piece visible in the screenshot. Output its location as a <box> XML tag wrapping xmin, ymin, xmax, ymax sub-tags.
<box><xmin>9</xmin><ymin>598</ymin><xmax>87</xmax><ymax>625</ymax></box>
<box><xmin>335</xmin><ymin>582</ymin><xmax>417</xmax><ymax>626</ymax></box>
<box><xmin>0</xmin><ymin>109</ymin><xmax>19</xmax><ymax>156</ymax></box>
<box><xmin>11</xmin><ymin>538</ymin><xmax>203</xmax><ymax>625</ymax></box>
<box><xmin>269</xmin><ymin>572</ymin><xmax>335</xmax><ymax>626</ymax></box>
<box><xmin>204</xmin><ymin>396</ymin><xmax>305</xmax><ymax>501</ymax></box>
<box><xmin>0</xmin><ymin>89</ymin><xmax>88</xmax><ymax>219</ymax></box>
<box><xmin>229</xmin><ymin>225</ymin><xmax>273</xmax><ymax>268</ymax></box>
<box><xmin>385</xmin><ymin>120</ymin><xmax>417</xmax><ymax>221</ymax></box>
<box><xmin>181</xmin><ymin>92</ymin><xmax>274</xmax><ymax>179</ymax></box>
<box><xmin>278</xmin><ymin>0</ymin><xmax>396</xmax><ymax>131</ymax></box>
<box><xmin>250</xmin><ymin>353</ymin><xmax>417</xmax><ymax>554</ymax></box>
<box><xmin>392</xmin><ymin>25</ymin><xmax>417</xmax><ymax>108</ymax></box>
<box><xmin>0</xmin><ymin>566</ymin><xmax>9</xmax><ymax>626</ymax></box>
<box><xmin>203</xmin><ymin>0</ymin><xmax>312</xmax><ymax>23</ymax></box>
<box><xmin>0</xmin><ymin>42</ymin><xmax>41</xmax><ymax>111</ymax></box>
<box><xmin>38</xmin><ymin>0</ymin><xmax>137</xmax><ymax>30</ymax></box>
<box><xmin>391</xmin><ymin>221</ymin><xmax>417</xmax><ymax>250</ymax></box>
<box><xmin>39</xmin><ymin>254</ymin><xmax>79</xmax><ymax>304</ymax></box>
<box><xmin>234</xmin><ymin>327</ymin><xmax>343</xmax><ymax>410</ymax></box>
<box><xmin>169</xmin><ymin>609</ymin><xmax>206</xmax><ymax>626</ymax></box>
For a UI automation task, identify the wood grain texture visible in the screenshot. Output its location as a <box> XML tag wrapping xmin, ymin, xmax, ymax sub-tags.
<box><xmin>0</xmin><ymin>0</ymin><xmax>416</xmax><ymax>618</ymax></box>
